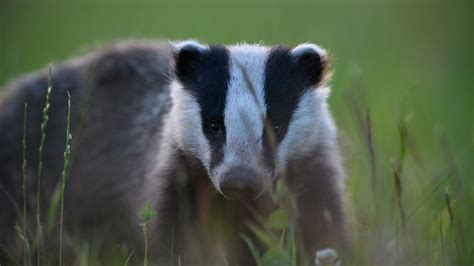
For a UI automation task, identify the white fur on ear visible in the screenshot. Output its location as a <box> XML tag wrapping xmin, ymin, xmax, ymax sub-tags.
<box><xmin>172</xmin><ymin>39</ymin><xmax>209</xmax><ymax>52</ymax></box>
<box><xmin>291</xmin><ymin>43</ymin><xmax>328</xmax><ymax>61</ymax></box>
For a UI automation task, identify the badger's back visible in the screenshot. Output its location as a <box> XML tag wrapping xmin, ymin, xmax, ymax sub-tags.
<box><xmin>0</xmin><ymin>41</ymin><xmax>173</xmax><ymax>260</ymax></box>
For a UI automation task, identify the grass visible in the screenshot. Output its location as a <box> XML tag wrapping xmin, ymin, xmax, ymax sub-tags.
<box><xmin>35</xmin><ymin>64</ymin><xmax>53</xmax><ymax>265</ymax></box>
<box><xmin>58</xmin><ymin>91</ymin><xmax>72</xmax><ymax>266</ymax></box>
<box><xmin>137</xmin><ymin>201</ymin><xmax>158</xmax><ymax>266</ymax></box>
<box><xmin>21</xmin><ymin>102</ymin><xmax>29</xmax><ymax>265</ymax></box>
<box><xmin>13</xmin><ymin>70</ymin><xmax>75</xmax><ymax>266</ymax></box>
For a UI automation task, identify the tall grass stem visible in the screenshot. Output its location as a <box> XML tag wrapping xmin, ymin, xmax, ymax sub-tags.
<box><xmin>59</xmin><ymin>91</ymin><xmax>72</xmax><ymax>266</ymax></box>
<box><xmin>22</xmin><ymin>103</ymin><xmax>29</xmax><ymax>264</ymax></box>
<box><xmin>36</xmin><ymin>64</ymin><xmax>53</xmax><ymax>265</ymax></box>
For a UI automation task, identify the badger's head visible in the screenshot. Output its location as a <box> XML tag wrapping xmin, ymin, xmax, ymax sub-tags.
<box><xmin>169</xmin><ymin>40</ymin><xmax>335</xmax><ymax>200</ymax></box>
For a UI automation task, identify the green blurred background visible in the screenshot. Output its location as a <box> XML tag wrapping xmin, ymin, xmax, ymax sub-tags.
<box><xmin>1</xmin><ymin>0</ymin><xmax>473</xmax><ymax>263</ymax></box>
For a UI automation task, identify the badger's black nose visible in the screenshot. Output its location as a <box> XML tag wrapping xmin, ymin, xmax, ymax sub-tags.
<box><xmin>219</xmin><ymin>167</ymin><xmax>263</xmax><ymax>200</ymax></box>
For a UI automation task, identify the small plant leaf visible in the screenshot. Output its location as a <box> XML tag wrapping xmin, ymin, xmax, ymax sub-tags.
<box><xmin>247</xmin><ymin>222</ymin><xmax>275</xmax><ymax>248</ymax></box>
<box><xmin>261</xmin><ymin>247</ymin><xmax>290</xmax><ymax>266</ymax></box>
<box><xmin>137</xmin><ymin>201</ymin><xmax>158</xmax><ymax>221</ymax></box>
<box><xmin>266</xmin><ymin>209</ymin><xmax>289</xmax><ymax>230</ymax></box>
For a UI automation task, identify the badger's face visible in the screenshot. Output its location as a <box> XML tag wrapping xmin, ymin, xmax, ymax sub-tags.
<box><xmin>170</xmin><ymin>40</ymin><xmax>334</xmax><ymax>200</ymax></box>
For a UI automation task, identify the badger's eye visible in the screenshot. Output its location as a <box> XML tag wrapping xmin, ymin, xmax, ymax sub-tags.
<box><xmin>207</xmin><ymin>120</ymin><xmax>222</xmax><ymax>134</ymax></box>
<box><xmin>272</xmin><ymin>121</ymin><xmax>281</xmax><ymax>134</ymax></box>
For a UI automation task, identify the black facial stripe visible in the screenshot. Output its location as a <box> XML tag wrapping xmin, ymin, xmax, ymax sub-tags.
<box><xmin>175</xmin><ymin>45</ymin><xmax>230</xmax><ymax>170</ymax></box>
<box><xmin>264</xmin><ymin>46</ymin><xmax>313</xmax><ymax>143</ymax></box>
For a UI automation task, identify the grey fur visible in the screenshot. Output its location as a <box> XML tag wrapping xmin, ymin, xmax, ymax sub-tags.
<box><xmin>0</xmin><ymin>41</ymin><xmax>173</xmax><ymax>262</ymax></box>
<box><xmin>0</xmin><ymin>41</ymin><xmax>348</xmax><ymax>265</ymax></box>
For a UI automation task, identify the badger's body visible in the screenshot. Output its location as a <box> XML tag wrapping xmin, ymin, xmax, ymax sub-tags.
<box><xmin>0</xmin><ymin>40</ymin><xmax>347</xmax><ymax>265</ymax></box>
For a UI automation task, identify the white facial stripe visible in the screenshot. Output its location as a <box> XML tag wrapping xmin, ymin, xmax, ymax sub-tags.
<box><xmin>276</xmin><ymin>87</ymin><xmax>336</xmax><ymax>171</ymax></box>
<box><xmin>213</xmin><ymin>45</ymin><xmax>270</xmax><ymax>180</ymax></box>
<box><xmin>291</xmin><ymin>43</ymin><xmax>328</xmax><ymax>61</ymax></box>
<box><xmin>169</xmin><ymin>81</ymin><xmax>211</xmax><ymax>170</ymax></box>
<box><xmin>172</xmin><ymin>39</ymin><xmax>209</xmax><ymax>52</ymax></box>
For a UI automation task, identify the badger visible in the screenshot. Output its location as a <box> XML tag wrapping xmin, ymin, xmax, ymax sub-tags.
<box><xmin>0</xmin><ymin>40</ymin><xmax>348</xmax><ymax>265</ymax></box>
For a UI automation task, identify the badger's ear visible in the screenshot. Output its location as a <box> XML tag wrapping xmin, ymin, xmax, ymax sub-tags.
<box><xmin>290</xmin><ymin>43</ymin><xmax>330</xmax><ymax>86</ymax></box>
<box><xmin>173</xmin><ymin>40</ymin><xmax>209</xmax><ymax>84</ymax></box>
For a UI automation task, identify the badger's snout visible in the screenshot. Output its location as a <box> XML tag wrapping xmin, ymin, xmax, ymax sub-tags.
<box><xmin>219</xmin><ymin>167</ymin><xmax>263</xmax><ymax>200</ymax></box>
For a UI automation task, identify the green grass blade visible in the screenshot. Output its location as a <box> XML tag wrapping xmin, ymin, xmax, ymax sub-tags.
<box><xmin>59</xmin><ymin>91</ymin><xmax>72</xmax><ymax>266</ymax></box>
<box><xmin>36</xmin><ymin>63</ymin><xmax>53</xmax><ymax>265</ymax></box>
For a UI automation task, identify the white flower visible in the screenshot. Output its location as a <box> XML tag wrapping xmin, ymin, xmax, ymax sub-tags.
<box><xmin>315</xmin><ymin>248</ymin><xmax>341</xmax><ymax>266</ymax></box>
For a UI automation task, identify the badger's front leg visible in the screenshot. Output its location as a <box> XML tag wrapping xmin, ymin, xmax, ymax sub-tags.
<box><xmin>287</xmin><ymin>150</ymin><xmax>348</xmax><ymax>258</ymax></box>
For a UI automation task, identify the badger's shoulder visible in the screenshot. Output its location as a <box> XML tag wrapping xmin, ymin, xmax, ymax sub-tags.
<box><xmin>88</xmin><ymin>40</ymin><xmax>173</xmax><ymax>87</ymax></box>
<box><xmin>0</xmin><ymin>40</ymin><xmax>173</xmax><ymax>103</ymax></box>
